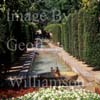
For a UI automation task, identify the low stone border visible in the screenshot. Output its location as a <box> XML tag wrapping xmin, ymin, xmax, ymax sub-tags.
<box><xmin>48</xmin><ymin>43</ymin><xmax>98</xmax><ymax>85</ymax></box>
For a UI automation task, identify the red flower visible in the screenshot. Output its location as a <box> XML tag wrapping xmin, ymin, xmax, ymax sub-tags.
<box><xmin>0</xmin><ymin>88</ymin><xmax>38</xmax><ymax>99</ymax></box>
<box><xmin>95</xmin><ymin>87</ymin><xmax>100</xmax><ymax>95</ymax></box>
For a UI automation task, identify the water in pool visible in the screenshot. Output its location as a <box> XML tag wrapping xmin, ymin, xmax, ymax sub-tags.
<box><xmin>32</xmin><ymin>51</ymin><xmax>72</xmax><ymax>74</ymax></box>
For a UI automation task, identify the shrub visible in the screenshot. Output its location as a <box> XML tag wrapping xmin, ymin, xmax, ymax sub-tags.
<box><xmin>45</xmin><ymin>24</ymin><xmax>61</xmax><ymax>43</ymax></box>
<box><xmin>78</xmin><ymin>8</ymin><xmax>85</xmax><ymax>59</ymax></box>
<box><xmin>71</xmin><ymin>11</ymin><xmax>79</xmax><ymax>57</ymax></box>
<box><xmin>16</xmin><ymin>87</ymin><xmax>100</xmax><ymax>100</ymax></box>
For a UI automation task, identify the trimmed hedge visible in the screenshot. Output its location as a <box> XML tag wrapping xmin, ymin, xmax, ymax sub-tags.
<box><xmin>45</xmin><ymin>5</ymin><xmax>100</xmax><ymax>68</ymax></box>
<box><xmin>61</xmin><ymin>17</ymin><xmax>69</xmax><ymax>51</ymax></box>
<box><xmin>67</xmin><ymin>14</ymin><xmax>72</xmax><ymax>54</ymax></box>
<box><xmin>83</xmin><ymin>7</ymin><xmax>99</xmax><ymax>65</ymax></box>
<box><xmin>78</xmin><ymin>8</ymin><xmax>85</xmax><ymax>59</ymax></box>
<box><xmin>0</xmin><ymin>20</ymin><xmax>37</xmax><ymax>65</ymax></box>
<box><xmin>45</xmin><ymin>24</ymin><xmax>61</xmax><ymax>43</ymax></box>
<box><xmin>71</xmin><ymin>11</ymin><xmax>79</xmax><ymax>57</ymax></box>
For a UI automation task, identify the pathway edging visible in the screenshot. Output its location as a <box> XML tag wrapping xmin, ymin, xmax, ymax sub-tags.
<box><xmin>48</xmin><ymin>43</ymin><xmax>100</xmax><ymax>84</ymax></box>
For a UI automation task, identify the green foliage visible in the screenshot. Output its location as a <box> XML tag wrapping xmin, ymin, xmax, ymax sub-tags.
<box><xmin>0</xmin><ymin>0</ymin><xmax>100</xmax><ymax>69</ymax></box>
<box><xmin>92</xmin><ymin>33</ymin><xmax>100</xmax><ymax>67</ymax></box>
<box><xmin>71</xmin><ymin>11</ymin><xmax>79</xmax><ymax>57</ymax></box>
<box><xmin>45</xmin><ymin>24</ymin><xmax>61</xmax><ymax>43</ymax></box>
<box><xmin>62</xmin><ymin>17</ymin><xmax>69</xmax><ymax>52</ymax></box>
<box><xmin>83</xmin><ymin>7</ymin><xmax>99</xmax><ymax>66</ymax></box>
<box><xmin>0</xmin><ymin>0</ymin><xmax>37</xmax><ymax>65</ymax></box>
<box><xmin>0</xmin><ymin>18</ymin><xmax>7</xmax><ymax>54</ymax></box>
<box><xmin>47</xmin><ymin>4</ymin><xmax>100</xmax><ymax>68</ymax></box>
<box><xmin>67</xmin><ymin>14</ymin><xmax>72</xmax><ymax>54</ymax></box>
<box><xmin>78</xmin><ymin>8</ymin><xmax>85</xmax><ymax>59</ymax></box>
<box><xmin>16</xmin><ymin>87</ymin><xmax>100</xmax><ymax>100</ymax></box>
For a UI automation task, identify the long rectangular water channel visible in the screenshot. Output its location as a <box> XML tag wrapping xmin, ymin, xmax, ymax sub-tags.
<box><xmin>32</xmin><ymin>51</ymin><xmax>72</xmax><ymax>74</ymax></box>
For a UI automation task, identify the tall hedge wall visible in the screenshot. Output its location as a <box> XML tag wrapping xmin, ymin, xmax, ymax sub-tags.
<box><xmin>83</xmin><ymin>7</ymin><xmax>99</xmax><ymax>66</ymax></box>
<box><xmin>45</xmin><ymin>5</ymin><xmax>100</xmax><ymax>68</ymax></box>
<box><xmin>45</xmin><ymin>24</ymin><xmax>61</xmax><ymax>43</ymax></box>
<box><xmin>61</xmin><ymin>17</ymin><xmax>69</xmax><ymax>51</ymax></box>
<box><xmin>0</xmin><ymin>21</ymin><xmax>36</xmax><ymax>65</ymax></box>
<box><xmin>78</xmin><ymin>8</ymin><xmax>85</xmax><ymax>60</ymax></box>
<box><xmin>71</xmin><ymin>11</ymin><xmax>79</xmax><ymax>57</ymax></box>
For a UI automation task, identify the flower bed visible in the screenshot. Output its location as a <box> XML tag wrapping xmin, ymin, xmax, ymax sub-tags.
<box><xmin>95</xmin><ymin>78</ymin><xmax>100</xmax><ymax>95</ymax></box>
<box><xmin>0</xmin><ymin>88</ymin><xmax>38</xmax><ymax>99</ymax></box>
<box><xmin>16</xmin><ymin>87</ymin><xmax>100</xmax><ymax>100</ymax></box>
